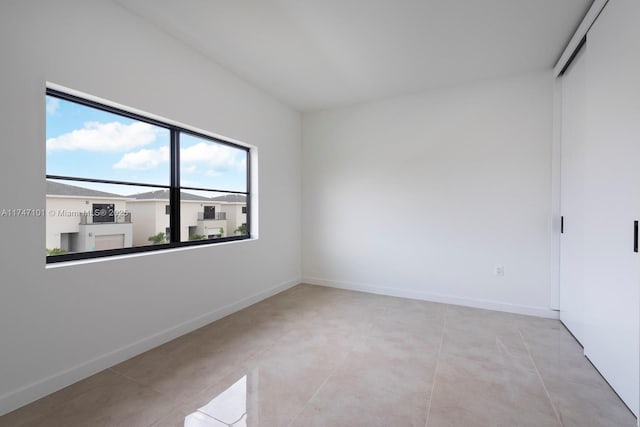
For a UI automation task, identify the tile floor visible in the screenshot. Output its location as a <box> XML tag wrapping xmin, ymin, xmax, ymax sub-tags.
<box><xmin>0</xmin><ymin>284</ymin><xmax>636</xmax><ymax>427</ymax></box>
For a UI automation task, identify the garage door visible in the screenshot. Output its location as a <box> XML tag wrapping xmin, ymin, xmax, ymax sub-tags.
<box><xmin>94</xmin><ymin>234</ymin><xmax>125</xmax><ymax>250</ymax></box>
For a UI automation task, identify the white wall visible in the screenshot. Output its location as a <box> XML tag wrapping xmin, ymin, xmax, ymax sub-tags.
<box><xmin>302</xmin><ymin>70</ymin><xmax>555</xmax><ymax>317</ymax></box>
<box><xmin>0</xmin><ymin>0</ymin><xmax>301</xmax><ymax>415</ymax></box>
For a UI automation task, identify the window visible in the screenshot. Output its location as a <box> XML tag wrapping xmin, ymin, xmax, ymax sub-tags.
<box><xmin>242</xmin><ymin>206</ymin><xmax>247</xmax><ymax>214</ymax></box>
<box><xmin>92</xmin><ymin>204</ymin><xmax>115</xmax><ymax>223</ymax></box>
<box><xmin>203</xmin><ymin>206</ymin><xmax>215</xmax><ymax>220</ymax></box>
<box><xmin>46</xmin><ymin>88</ymin><xmax>251</xmax><ymax>263</ymax></box>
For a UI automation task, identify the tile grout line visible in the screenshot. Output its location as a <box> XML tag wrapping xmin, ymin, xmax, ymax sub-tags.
<box><xmin>104</xmin><ymin>368</ymin><xmax>185</xmax><ymax>427</ymax></box>
<box><xmin>116</xmin><ymin>304</ymin><xmax>333</xmax><ymax>425</ymax></box>
<box><xmin>107</xmin><ymin>314</ymin><xmax>292</xmax><ymax>402</ymax></box>
<box><xmin>284</xmin><ymin>327</ymin><xmax>361</xmax><ymax>427</ymax></box>
<box><xmin>285</xmin><ymin>298</ymin><xmax>391</xmax><ymax>427</ymax></box>
<box><xmin>286</xmin><ymin>363</ymin><xmax>339</xmax><ymax>427</ymax></box>
<box><xmin>108</xmin><ymin>367</ymin><xmax>158</xmax><ymax>391</ymax></box>
<box><xmin>424</xmin><ymin>304</ymin><xmax>448</xmax><ymax>427</ymax></box>
<box><xmin>107</xmin><ymin>367</ymin><xmax>181</xmax><ymax>403</ymax></box>
<box><xmin>517</xmin><ymin>329</ymin><xmax>564</xmax><ymax>427</ymax></box>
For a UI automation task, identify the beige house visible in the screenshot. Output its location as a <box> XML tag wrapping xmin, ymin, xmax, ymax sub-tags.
<box><xmin>128</xmin><ymin>190</ymin><xmax>235</xmax><ymax>246</ymax></box>
<box><xmin>208</xmin><ymin>193</ymin><xmax>248</xmax><ymax>238</ymax></box>
<box><xmin>46</xmin><ymin>182</ymin><xmax>247</xmax><ymax>253</ymax></box>
<box><xmin>45</xmin><ymin>181</ymin><xmax>134</xmax><ymax>253</ymax></box>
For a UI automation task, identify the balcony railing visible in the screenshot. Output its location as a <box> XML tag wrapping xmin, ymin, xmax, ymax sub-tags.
<box><xmin>79</xmin><ymin>212</ymin><xmax>132</xmax><ymax>225</ymax></box>
<box><xmin>198</xmin><ymin>212</ymin><xmax>227</xmax><ymax>221</ymax></box>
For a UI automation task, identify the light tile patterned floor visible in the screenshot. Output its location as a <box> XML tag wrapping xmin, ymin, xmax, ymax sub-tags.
<box><xmin>0</xmin><ymin>284</ymin><xmax>636</xmax><ymax>426</ymax></box>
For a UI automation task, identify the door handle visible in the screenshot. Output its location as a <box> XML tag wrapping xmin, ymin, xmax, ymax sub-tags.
<box><xmin>634</xmin><ymin>221</ymin><xmax>638</xmax><ymax>253</ymax></box>
<box><xmin>561</xmin><ymin>216</ymin><xmax>564</xmax><ymax>234</ymax></box>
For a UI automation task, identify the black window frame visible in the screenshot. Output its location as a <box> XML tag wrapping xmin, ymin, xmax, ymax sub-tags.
<box><xmin>46</xmin><ymin>88</ymin><xmax>251</xmax><ymax>264</ymax></box>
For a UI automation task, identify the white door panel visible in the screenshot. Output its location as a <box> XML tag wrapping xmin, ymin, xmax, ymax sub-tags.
<box><xmin>583</xmin><ymin>0</ymin><xmax>640</xmax><ymax>415</ymax></box>
<box><xmin>559</xmin><ymin>46</ymin><xmax>587</xmax><ymax>344</ymax></box>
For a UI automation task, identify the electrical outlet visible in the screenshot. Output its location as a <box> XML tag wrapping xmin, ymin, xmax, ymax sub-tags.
<box><xmin>494</xmin><ymin>265</ymin><xmax>504</xmax><ymax>276</ymax></box>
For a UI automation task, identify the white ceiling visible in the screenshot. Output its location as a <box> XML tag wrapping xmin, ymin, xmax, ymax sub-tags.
<box><xmin>115</xmin><ymin>0</ymin><xmax>592</xmax><ymax>111</ymax></box>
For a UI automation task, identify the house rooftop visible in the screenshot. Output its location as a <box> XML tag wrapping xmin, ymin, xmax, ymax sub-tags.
<box><xmin>46</xmin><ymin>180</ymin><xmax>124</xmax><ymax>198</ymax></box>
<box><xmin>45</xmin><ymin>182</ymin><xmax>247</xmax><ymax>203</ymax></box>
<box><xmin>131</xmin><ymin>189</ymin><xmax>210</xmax><ymax>201</ymax></box>
<box><xmin>211</xmin><ymin>194</ymin><xmax>246</xmax><ymax>203</ymax></box>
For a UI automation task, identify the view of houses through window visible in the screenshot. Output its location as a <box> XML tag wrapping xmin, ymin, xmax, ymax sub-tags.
<box><xmin>45</xmin><ymin>180</ymin><xmax>247</xmax><ymax>252</ymax></box>
<box><xmin>45</xmin><ymin>89</ymin><xmax>250</xmax><ymax>262</ymax></box>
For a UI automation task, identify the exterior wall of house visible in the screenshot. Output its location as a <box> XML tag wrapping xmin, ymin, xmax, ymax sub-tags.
<box><xmin>127</xmin><ymin>201</ymin><xmax>165</xmax><ymax>247</ymax></box>
<box><xmin>181</xmin><ymin>201</ymin><xmax>203</xmax><ymax>240</ymax></box>
<box><xmin>128</xmin><ymin>200</ymin><xmax>241</xmax><ymax>243</ymax></box>
<box><xmin>155</xmin><ymin>203</ymin><xmax>170</xmax><ymax>239</ymax></box>
<box><xmin>76</xmin><ymin>223</ymin><xmax>133</xmax><ymax>252</ymax></box>
<box><xmin>196</xmin><ymin>219</ymin><xmax>227</xmax><ymax>239</ymax></box>
<box><xmin>180</xmin><ymin>201</ymin><xmax>202</xmax><ymax>240</ymax></box>
<box><xmin>45</xmin><ymin>196</ymin><xmax>130</xmax><ymax>252</ymax></box>
<box><xmin>48</xmin><ymin>197</ymin><xmax>249</xmax><ymax>250</ymax></box>
<box><xmin>181</xmin><ymin>201</ymin><xmax>225</xmax><ymax>240</ymax></box>
<box><xmin>219</xmin><ymin>203</ymin><xmax>247</xmax><ymax>235</ymax></box>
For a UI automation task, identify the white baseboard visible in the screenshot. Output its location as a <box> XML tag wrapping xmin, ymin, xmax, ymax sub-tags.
<box><xmin>0</xmin><ymin>277</ymin><xmax>300</xmax><ymax>417</ymax></box>
<box><xmin>303</xmin><ymin>276</ymin><xmax>559</xmax><ymax>319</ymax></box>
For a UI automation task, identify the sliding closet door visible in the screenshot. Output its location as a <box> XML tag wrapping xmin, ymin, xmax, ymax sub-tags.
<box><xmin>583</xmin><ymin>0</ymin><xmax>640</xmax><ymax>415</ymax></box>
<box><xmin>559</xmin><ymin>46</ymin><xmax>587</xmax><ymax>344</ymax></box>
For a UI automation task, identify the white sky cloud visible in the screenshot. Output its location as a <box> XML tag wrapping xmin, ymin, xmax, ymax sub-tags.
<box><xmin>180</xmin><ymin>142</ymin><xmax>243</xmax><ymax>172</ymax></box>
<box><xmin>106</xmin><ymin>136</ymin><xmax>245</xmax><ymax>176</ymax></box>
<box><xmin>46</xmin><ymin>97</ymin><xmax>60</xmax><ymax>115</ymax></box>
<box><xmin>46</xmin><ymin>121</ymin><xmax>158</xmax><ymax>152</ymax></box>
<box><xmin>113</xmin><ymin>146</ymin><xmax>169</xmax><ymax>170</ymax></box>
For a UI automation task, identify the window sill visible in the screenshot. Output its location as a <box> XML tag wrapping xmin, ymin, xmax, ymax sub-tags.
<box><xmin>45</xmin><ymin>236</ymin><xmax>257</xmax><ymax>269</ymax></box>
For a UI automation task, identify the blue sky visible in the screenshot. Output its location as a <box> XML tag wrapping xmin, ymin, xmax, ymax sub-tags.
<box><xmin>46</xmin><ymin>96</ymin><xmax>247</xmax><ymax>196</ymax></box>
